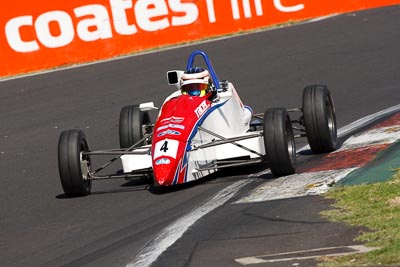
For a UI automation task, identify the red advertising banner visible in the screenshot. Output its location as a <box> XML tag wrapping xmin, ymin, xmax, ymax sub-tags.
<box><xmin>0</xmin><ymin>0</ymin><xmax>398</xmax><ymax>77</ymax></box>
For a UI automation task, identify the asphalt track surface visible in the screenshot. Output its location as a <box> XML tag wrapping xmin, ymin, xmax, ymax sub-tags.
<box><xmin>1</xmin><ymin>5</ymin><xmax>399</xmax><ymax>267</ymax></box>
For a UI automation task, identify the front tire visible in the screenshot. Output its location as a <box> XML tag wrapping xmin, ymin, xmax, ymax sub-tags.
<box><xmin>58</xmin><ymin>129</ymin><xmax>92</xmax><ymax>197</ymax></box>
<box><xmin>263</xmin><ymin>108</ymin><xmax>296</xmax><ymax>177</ymax></box>
<box><xmin>119</xmin><ymin>105</ymin><xmax>151</xmax><ymax>148</ymax></box>
<box><xmin>302</xmin><ymin>85</ymin><xmax>337</xmax><ymax>153</ymax></box>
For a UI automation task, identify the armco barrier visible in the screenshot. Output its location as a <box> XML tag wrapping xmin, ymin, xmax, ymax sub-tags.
<box><xmin>0</xmin><ymin>0</ymin><xmax>398</xmax><ymax>77</ymax></box>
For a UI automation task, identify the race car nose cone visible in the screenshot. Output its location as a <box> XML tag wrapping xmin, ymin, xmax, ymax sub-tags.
<box><xmin>153</xmin><ymin>162</ymin><xmax>176</xmax><ymax>186</ymax></box>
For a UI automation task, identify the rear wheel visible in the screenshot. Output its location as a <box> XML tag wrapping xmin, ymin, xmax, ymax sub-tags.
<box><xmin>119</xmin><ymin>105</ymin><xmax>151</xmax><ymax>148</ymax></box>
<box><xmin>302</xmin><ymin>85</ymin><xmax>337</xmax><ymax>153</ymax></box>
<box><xmin>263</xmin><ymin>108</ymin><xmax>296</xmax><ymax>177</ymax></box>
<box><xmin>58</xmin><ymin>129</ymin><xmax>92</xmax><ymax>197</ymax></box>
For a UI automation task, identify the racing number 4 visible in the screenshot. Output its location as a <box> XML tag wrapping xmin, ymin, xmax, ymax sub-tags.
<box><xmin>154</xmin><ymin>139</ymin><xmax>178</xmax><ymax>159</ymax></box>
<box><xmin>160</xmin><ymin>141</ymin><xmax>169</xmax><ymax>152</ymax></box>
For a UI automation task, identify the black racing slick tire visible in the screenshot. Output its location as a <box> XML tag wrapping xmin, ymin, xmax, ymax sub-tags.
<box><xmin>302</xmin><ymin>85</ymin><xmax>337</xmax><ymax>153</ymax></box>
<box><xmin>119</xmin><ymin>105</ymin><xmax>151</xmax><ymax>148</ymax></box>
<box><xmin>58</xmin><ymin>129</ymin><xmax>92</xmax><ymax>197</ymax></box>
<box><xmin>263</xmin><ymin>108</ymin><xmax>296</xmax><ymax>177</ymax></box>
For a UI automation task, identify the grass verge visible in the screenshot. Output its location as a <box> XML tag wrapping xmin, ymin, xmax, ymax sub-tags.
<box><xmin>319</xmin><ymin>168</ymin><xmax>400</xmax><ymax>266</ymax></box>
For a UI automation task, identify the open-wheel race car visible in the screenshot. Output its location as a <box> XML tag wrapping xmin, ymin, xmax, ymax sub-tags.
<box><xmin>57</xmin><ymin>50</ymin><xmax>337</xmax><ymax>197</ymax></box>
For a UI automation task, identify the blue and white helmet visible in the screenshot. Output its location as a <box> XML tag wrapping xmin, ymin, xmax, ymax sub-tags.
<box><xmin>180</xmin><ymin>67</ymin><xmax>211</xmax><ymax>97</ymax></box>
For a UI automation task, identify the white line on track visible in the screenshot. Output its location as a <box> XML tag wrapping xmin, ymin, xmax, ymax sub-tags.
<box><xmin>337</xmin><ymin>103</ymin><xmax>400</xmax><ymax>137</ymax></box>
<box><xmin>234</xmin><ymin>245</ymin><xmax>378</xmax><ymax>265</ymax></box>
<box><xmin>297</xmin><ymin>103</ymin><xmax>400</xmax><ymax>153</ymax></box>
<box><xmin>127</xmin><ymin>104</ymin><xmax>400</xmax><ymax>266</ymax></box>
<box><xmin>308</xmin><ymin>14</ymin><xmax>339</xmax><ymax>22</ymax></box>
<box><xmin>126</xmin><ymin>179</ymin><xmax>253</xmax><ymax>267</ymax></box>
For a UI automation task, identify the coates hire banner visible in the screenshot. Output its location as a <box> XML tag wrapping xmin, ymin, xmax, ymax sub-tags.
<box><xmin>0</xmin><ymin>0</ymin><xmax>398</xmax><ymax>77</ymax></box>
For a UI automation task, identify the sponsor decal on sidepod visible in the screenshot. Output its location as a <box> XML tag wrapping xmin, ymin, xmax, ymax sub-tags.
<box><xmin>155</xmin><ymin>158</ymin><xmax>171</xmax><ymax>165</ymax></box>
<box><xmin>157</xmin><ymin>130</ymin><xmax>181</xmax><ymax>137</ymax></box>
<box><xmin>156</xmin><ymin>124</ymin><xmax>185</xmax><ymax>132</ymax></box>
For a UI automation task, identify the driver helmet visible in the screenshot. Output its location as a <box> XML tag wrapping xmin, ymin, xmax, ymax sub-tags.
<box><xmin>181</xmin><ymin>67</ymin><xmax>211</xmax><ymax>97</ymax></box>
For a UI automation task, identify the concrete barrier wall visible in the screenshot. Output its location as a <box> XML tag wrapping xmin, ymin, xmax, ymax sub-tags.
<box><xmin>1</xmin><ymin>0</ymin><xmax>398</xmax><ymax>77</ymax></box>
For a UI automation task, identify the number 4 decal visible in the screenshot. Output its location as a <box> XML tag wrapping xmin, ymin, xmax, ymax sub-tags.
<box><xmin>160</xmin><ymin>141</ymin><xmax>168</xmax><ymax>152</ymax></box>
<box><xmin>154</xmin><ymin>139</ymin><xmax>179</xmax><ymax>159</ymax></box>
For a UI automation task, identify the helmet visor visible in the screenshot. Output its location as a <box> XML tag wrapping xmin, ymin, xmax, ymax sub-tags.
<box><xmin>181</xmin><ymin>83</ymin><xmax>208</xmax><ymax>96</ymax></box>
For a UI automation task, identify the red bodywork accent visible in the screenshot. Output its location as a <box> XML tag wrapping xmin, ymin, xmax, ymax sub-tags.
<box><xmin>152</xmin><ymin>95</ymin><xmax>211</xmax><ymax>186</ymax></box>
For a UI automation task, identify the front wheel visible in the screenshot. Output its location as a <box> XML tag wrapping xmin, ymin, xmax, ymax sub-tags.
<box><xmin>58</xmin><ymin>129</ymin><xmax>92</xmax><ymax>197</ymax></box>
<box><xmin>119</xmin><ymin>105</ymin><xmax>151</xmax><ymax>148</ymax></box>
<box><xmin>302</xmin><ymin>85</ymin><xmax>337</xmax><ymax>153</ymax></box>
<box><xmin>263</xmin><ymin>108</ymin><xmax>296</xmax><ymax>177</ymax></box>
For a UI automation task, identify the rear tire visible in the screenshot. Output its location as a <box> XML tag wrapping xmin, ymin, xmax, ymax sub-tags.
<box><xmin>263</xmin><ymin>108</ymin><xmax>296</xmax><ymax>177</ymax></box>
<box><xmin>58</xmin><ymin>129</ymin><xmax>92</xmax><ymax>197</ymax></box>
<box><xmin>119</xmin><ymin>105</ymin><xmax>151</xmax><ymax>148</ymax></box>
<box><xmin>302</xmin><ymin>85</ymin><xmax>337</xmax><ymax>153</ymax></box>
